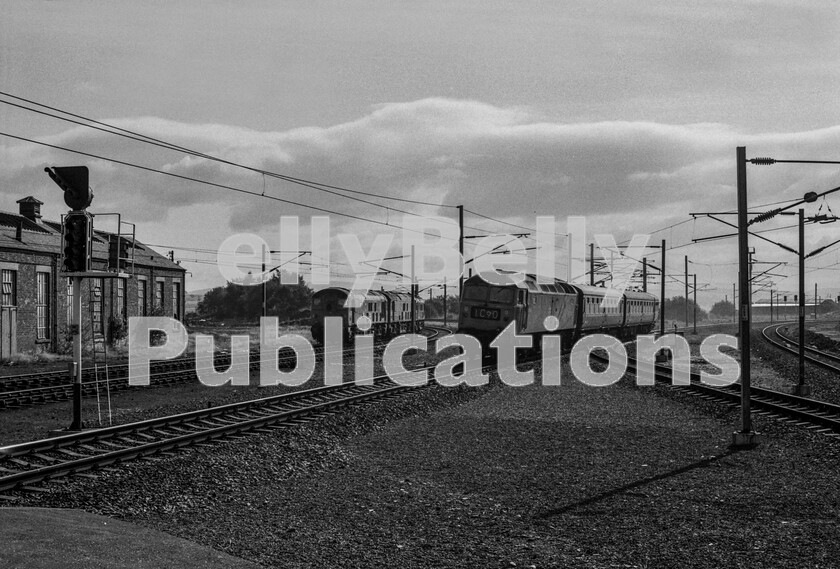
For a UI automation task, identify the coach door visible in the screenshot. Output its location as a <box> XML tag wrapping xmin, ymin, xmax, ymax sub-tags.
<box><xmin>516</xmin><ymin>289</ymin><xmax>527</xmax><ymax>330</ymax></box>
<box><xmin>389</xmin><ymin>300</ymin><xmax>395</xmax><ymax>332</ymax></box>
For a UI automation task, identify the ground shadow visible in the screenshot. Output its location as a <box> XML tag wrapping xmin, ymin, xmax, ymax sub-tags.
<box><xmin>535</xmin><ymin>446</ymin><xmax>749</xmax><ymax>520</ymax></box>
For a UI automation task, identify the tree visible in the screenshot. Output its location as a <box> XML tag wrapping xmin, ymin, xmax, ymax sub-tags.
<box><xmin>818</xmin><ymin>299</ymin><xmax>838</xmax><ymax>314</ymax></box>
<box><xmin>662</xmin><ymin>296</ymin><xmax>708</xmax><ymax>323</ymax></box>
<box><xmin>196</xmin><ymin>272</ymin><xmax>313</xmax><ymax>322</ymax></box>
<box><xmin>424</xmin><ymin>295</ymin><xmax>460</xmax><ymax>320</ymax></box>
<box><xmin>710</xmin><ymin>299</ymin><xmax>736</xmax><ymax>319</ymax></box>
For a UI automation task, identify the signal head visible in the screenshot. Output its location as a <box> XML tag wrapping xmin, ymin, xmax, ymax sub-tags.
<box><xmin>45</xmin><ymin>166</ymin><xmax>93</xmax><ymax>210</ymax></box>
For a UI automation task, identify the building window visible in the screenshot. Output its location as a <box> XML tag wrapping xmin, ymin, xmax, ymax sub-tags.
<box><xmin>138</xmin><ymin>279</ymin><xmax>147</xmax><ymax>316</ymax></box>
<box><xmin>91</xmin><ymin>278</ymin><xmax>104</xmax><ymax>335</ymax></box>
<box><xmin>116</xmin><ymin>278</ymin><xmax>126</xmax><ymax>321</ymax></box>
<box><xmin>155</xmin><ymin>280</ymin><xmax>164</xmax><ymax>310</ymax></box>
<box><xmin>36</xmin><ymin>272</ymin><xmax>50</xmax><ymax>340</ymax></box>
<box><xmin>172</xmin><ymin>281</ymin><xmax>181</xmax><ymax>320</ymax></box>
<box><xmin>1</xmin><ymin>270</ymin><xmax>16</xmax><ymax>306</ymax></box>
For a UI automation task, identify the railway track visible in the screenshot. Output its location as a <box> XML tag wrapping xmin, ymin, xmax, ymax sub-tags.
<box><xmin>761</xmin><ymin>323</ymin><xmax>840</xmax><ymax>373</ymax></box>
<box><xmin>0</xmin><ymin>326</ymin><xmax>452</xmax><ymax>493</ymax></box>
<box><xmin>0</xmin><ymin>326</ymin><xmax>446</xmax><ymax>411</ymax></box>
<box><xmin>0</xmin><ymin>373</ymin><xmax>427</xmax><ymax>493</ymax></box>
<box><xmin>591</xmin><ymin>348</ymin><xmax>840</xmax><ymax>438</ymax></box>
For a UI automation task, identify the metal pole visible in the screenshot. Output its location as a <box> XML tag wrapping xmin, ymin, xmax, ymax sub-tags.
<box><xmin>567</xmin><ymin>231</ymin><xmax>573</xmax><ymax>282</ymax></box>
<box><xmin>684</xmin><ymin>255</ymin><xmax>689</xmax><ymax>332</ymax></box>
<box><xmin>69</xmin><ymin>276</ymin><xmax>83</xmax><ymax>431</ymax></box>
<box><xmin>736</xmin><ymin>146</ymin><xmax>753</xmax><ymax>437</ymax></box>
<box><xmin>733</xmin><ymin>283</ymin><xmax>736</xmax><ymax>323</ymax></box>
<box><xmin>814</xmin><ymin>283</ymin><xmax>818</xmax><ymax>320</ymax></box>
<box><xmin>798</xmin><ymin>209</ymin><xmax>806</xmax><ymax>393</ymax></box>
<box><xmin>411</xmin><ymin>245</ymin><xmax>416</xmax><ymax>333</ymax></box>
<box><xmin>590</xmin><ymin>243</ymin><xmax>595</xmax><ymax>285</ymax></box>
<box><xmin>659</xmin><ymin>239</ymin><xmax>666</xmax><ymax>337</ymax></box>
<box><xmin>642</xmin><ymin>257</ymin><xmax>647</xmax><ymax>293</ymax></box>
<box><xmin>262</xmin><ymin>244</ymin><xmax>266</xmax><ymax>319</ymax></box>
<box><xmin>443</xmin><ymin>278</ymin><xmax>447</xmax><ymax>329</ymax></box>
<box><xmin>458</xmin><ymin>205</ymin><xmax>464</xmax><ymax>301</ymax></box>
<box><xmin>770</xmin><ymin>290</ymin><xmax>774</xmax><ymax>323</ymax></box>
<box><xmin>693</xmin><ymin>273</ymin><xmax>697</xmax><ymax>334</ymax></box>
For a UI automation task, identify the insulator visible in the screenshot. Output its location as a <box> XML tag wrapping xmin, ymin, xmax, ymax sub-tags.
<box><xmin>749</xmin><ymin>208</ymin><xmax>780</xmax><ymax>224</ymax></box>
<box><xmin>750</xmin><ymin>157</ymin><xmax>776</xmax><ymax>165</ymax></box>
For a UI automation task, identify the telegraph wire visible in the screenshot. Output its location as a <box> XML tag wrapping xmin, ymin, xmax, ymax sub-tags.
<box><xmin>0</xmin><ymin>91</ymin><xmax>458</xmax><ymax>210</ymax></box>
<box><xmin>0</xmin><ymin>130</ymin><xmax>479</xmax><ymax>240</ymax></box>
<box><xmin>0</xmin><ymin>95</ymin><xmax>460</xmax><ymax>223</ymax></box>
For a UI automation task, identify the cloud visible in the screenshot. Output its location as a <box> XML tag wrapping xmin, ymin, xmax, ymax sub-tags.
<box><xmin>4</xmin><ymin>99</ymin><xmax>839</xmax><ymax>226</ymax></box>
<box><xmin>3</xmin><ymin>98</ymin><xmax>840</xmax><ymax>295</ymax></box>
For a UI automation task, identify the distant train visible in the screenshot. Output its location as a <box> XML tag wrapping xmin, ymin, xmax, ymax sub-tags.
<box><xmin>310</xmin><ymin>287</ymin><xmax>425</xmax><ymax>344</ymax></box>
<box><xmin>458</xmin><ymin>273</ymin><xmax>657</xmax><ymax>345</ymax></box>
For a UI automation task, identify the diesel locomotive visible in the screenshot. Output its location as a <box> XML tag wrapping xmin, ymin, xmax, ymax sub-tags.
<box><xmin>310</xmin><ymin>287</ymin><xmax>425</xmax><ymax>344</ymax></box>
<box><xmin>458</xmin><ymin>273</ymin><xmax>657</xmax><ymax>345</ymax></box>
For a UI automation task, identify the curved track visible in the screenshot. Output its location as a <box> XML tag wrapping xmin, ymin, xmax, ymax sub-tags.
<box><xmin>591</xmin><ymin>348</ymin><xmax>840</xmax><ymax>437</ymax></box>
<box><xmin>761</xmin><ymin>323</ymin><xmax>840</xmax><ymax>373</ymax></box>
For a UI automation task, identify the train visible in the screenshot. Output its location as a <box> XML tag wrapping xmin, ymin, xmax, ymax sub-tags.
<box><xmin>458</xmin><ymin>273</ymin><xmax>657</xmax><ymax>345</ymax></box>
<box><xmin>310</xmin><ymin>287</ymin><xmax>425</xmax><ymax>344</ymax></box>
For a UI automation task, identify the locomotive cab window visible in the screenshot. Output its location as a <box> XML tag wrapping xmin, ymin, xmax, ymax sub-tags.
<box><xmin>464</xmin><ymin>286</ymin><xmax>487</xmax><ymax>301</ymax></box>
<box><xmin>488</xmin><ymin>287</ymin><xmax>514</xmax><ymax>304</ymax></box>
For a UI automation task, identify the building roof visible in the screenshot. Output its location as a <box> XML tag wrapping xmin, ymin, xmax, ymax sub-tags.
<box><xmin>0</xmin><ymin>205</ymin><xmax>184</xmax><ymax>273</ymax></box>
<box><xmin>0</xmin><ymin>212</ymin><xmax>53</xmax><ymax>235</ymax></box>
<box><xmin>16</xmin><ymin>196</ymin><xmax>44</xmax><ymax>205</ymax></box>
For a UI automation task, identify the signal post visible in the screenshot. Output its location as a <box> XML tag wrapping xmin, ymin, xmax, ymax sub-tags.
<box><xmin>47</xmin><ymin>166</ymin><xmax>130</xmax><ymax>432</ymax></box>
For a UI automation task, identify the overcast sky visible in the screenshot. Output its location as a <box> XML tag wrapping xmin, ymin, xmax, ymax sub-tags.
<box><xmin>2</xmin><ymin>1</ymin><xmax>839</xmax><ymax>308</ymax></box>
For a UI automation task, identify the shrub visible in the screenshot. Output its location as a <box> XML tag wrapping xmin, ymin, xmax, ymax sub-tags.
<box><xmin>108</xmin><ymin>315</ymin><xmax>127</xmax><ymax>345</ymax></box>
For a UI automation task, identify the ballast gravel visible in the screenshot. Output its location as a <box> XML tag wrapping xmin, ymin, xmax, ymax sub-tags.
<box><xmin>5</xmin><ymin>351</ymin><xmax>840</xmax><ymax>569</ymax></box>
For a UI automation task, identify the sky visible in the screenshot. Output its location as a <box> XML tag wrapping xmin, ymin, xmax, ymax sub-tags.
<box><xmin>1</xmin><ymin>0</ymin><xmax>840</xmax><ymax>310</ymax></box>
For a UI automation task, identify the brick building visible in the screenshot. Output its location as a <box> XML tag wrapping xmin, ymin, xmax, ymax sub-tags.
<box><xmin>0</xmin><ymin>196</ymin><xmax>186</xmax><ymax>357</ymax></box>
